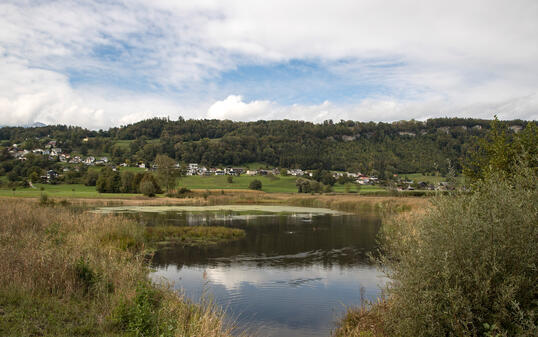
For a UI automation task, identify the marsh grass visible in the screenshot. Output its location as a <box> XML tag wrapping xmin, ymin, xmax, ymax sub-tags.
<box><xmin>0</xmin><ymin>199</ymin><xmax>241</xmax><ymax>337</ymax></box>
<box><xmin>333</xmin><ymin>300</ymin><xmax>389</xmax><ymax>337</ymax></box>
<box><xmin>286</xmin><ymin>194</ymin><xmax>427</xmax><ymax>215</ymax></box>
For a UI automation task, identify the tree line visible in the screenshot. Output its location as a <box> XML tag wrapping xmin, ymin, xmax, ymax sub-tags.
<box><xmin>1</xmin><ymin>118</ymin><xmax>535</xmax><ymax>179</ymax></box>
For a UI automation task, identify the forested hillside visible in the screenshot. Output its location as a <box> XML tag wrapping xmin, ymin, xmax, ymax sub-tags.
<box><xmin>0</xmin><ymin>118</ymin><xmax>532</xmax><ymax>177</ymax></box>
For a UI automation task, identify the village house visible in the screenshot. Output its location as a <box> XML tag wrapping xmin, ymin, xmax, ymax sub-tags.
<box><xmin>245</xmin><ymin>170</ymin><xmax>258</xmax><ymax>176</ymax></box>
<box><xmin>69</xmin><ymin>156</ymin><xmax>82</xmax><ymax>164</ymax></box>
<box><xmin>186</xmin><ymin>163</ymin><xmax>199</xmax><ymax>176</ymax></box>
<box><xmin>84</xmin><ymin>156</ymin><xmax>95</xmax><ymax>165</ymax></box>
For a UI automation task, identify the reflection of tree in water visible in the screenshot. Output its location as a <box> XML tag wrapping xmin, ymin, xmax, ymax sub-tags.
<box><xmin>142</xmin><ymin>212</ymin><xmax>381</xmax><ymax>269</ymax></box>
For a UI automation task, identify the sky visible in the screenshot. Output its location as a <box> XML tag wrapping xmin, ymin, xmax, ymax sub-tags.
<box><xmin>0</xmin><ymin>0</ymin><xmax>537</xmax><ymax>129</ymax></box>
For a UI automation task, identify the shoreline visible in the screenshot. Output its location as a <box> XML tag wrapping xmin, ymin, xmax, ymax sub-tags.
<box><xmin>0</xmin><ymin>191</ymin><xmax>431</xmax><ymax>214</ymax></box>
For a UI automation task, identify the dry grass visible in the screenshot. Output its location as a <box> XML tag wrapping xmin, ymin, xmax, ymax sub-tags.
<box><xmin>1</xmin><ymin>191</ymin><xmax>430</xmax><ymax>217</ymax></box>
<box><xmin>333</xmin><ymin>300</ymin><xmax>389</xmax><ymax>337</ymax></box>
<box><xmin>283</xmin><ymin>194</ymin><xmax>430</xmax><ymax>215</ymax></box>
<box><xmin>0</xmin><ymin>199</ymin><xmax>242</xmax><ymax>337</ymax></box>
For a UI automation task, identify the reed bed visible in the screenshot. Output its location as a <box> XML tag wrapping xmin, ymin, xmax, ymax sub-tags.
<box><xmin>0</xmin><ymin>199</ymin><xmax>241</xmax><ymax>336</ymax></box>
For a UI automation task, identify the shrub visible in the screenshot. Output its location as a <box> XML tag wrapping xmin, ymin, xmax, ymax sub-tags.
<box><xmin>84</xmin><ymin>170</ymin><xmax>99</xmax><ymax>186</ymax></box>
<box><xmin>39</xmin><ymin>192</ymin><xmax>55</xmax><ymax>206</ymax></box>
<box><xmin>140</xmin><ymin>180</ymin><xmax>157</xmax><ymax>197</ymax></box>
<box><xmin>139</xmin><ymin>173</ymin><xmax>162</xmax><ymax>197</ymax></box>
<box><xmin>113</xmin><ymin>282</ymin><xmax>164</xmax><ymax>336</ymax></box>
<box><xmin>248</xmin><ymin>179</ymin><xmax>262</xmax><ymax>190</ymax></box>
<box><xmin>380</xmin><ymin>167</ymin><xmax>537</xmax><ymax>336</ymax></box>
<box><xmin>74</xmin><ymin>258</ymin><xmax>98</xmax><ymax>295</ymax></box>
<box><xmin>227</xmin><ymin>176</ymin><xmax>233</xmax><ymax>183</ymax></box>
<box><xmin>165</xmin><ymin>187</ymin><xmax>191</xmax><ymax>198</ymax></box>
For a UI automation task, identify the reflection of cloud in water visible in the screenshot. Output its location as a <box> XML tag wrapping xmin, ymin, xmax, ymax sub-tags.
<box><xmin>153</xmin><ymin>264</ymin><xmax>387</xmax><ymax>293</ymax></box>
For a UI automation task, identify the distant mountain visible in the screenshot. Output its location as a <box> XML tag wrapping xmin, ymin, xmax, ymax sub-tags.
<box><xmin>0</xmin><ymin>122</ymin><xmax>47</xmax><ymax>128</ymax></box>
<box><xmin>25</xmin><ymin>122</ymin><xmax>47</xmax><ymax>128</ymax></box>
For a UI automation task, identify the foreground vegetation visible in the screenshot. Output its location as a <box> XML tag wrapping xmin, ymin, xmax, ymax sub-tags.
<box><xmin>335</xmin><ymin>121</ymin><xmax>537</xmax><ymax>336</ymax></box>
<box><xmin>0</xmin><ymin>200</ymin><xmax>242</xmax><ymax>336</ymax></box>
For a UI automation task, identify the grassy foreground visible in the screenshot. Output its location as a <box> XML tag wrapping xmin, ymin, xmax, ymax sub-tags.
<box><xmin>0</xmin><ymin>199</ymin><xmax>242</xmax><ymax>337</ymax></box>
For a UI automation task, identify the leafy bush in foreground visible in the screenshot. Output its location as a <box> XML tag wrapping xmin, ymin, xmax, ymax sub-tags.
<box><xmin>380</xmin><ymin>167</ymin><xmax>537</xmax><ymax>336</ymax></box>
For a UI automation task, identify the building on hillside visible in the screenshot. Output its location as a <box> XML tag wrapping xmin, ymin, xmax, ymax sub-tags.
<box><xmin>287</xmin><ymin>169</ymin><xmax>304</xmax><ymax>176</ymax></box>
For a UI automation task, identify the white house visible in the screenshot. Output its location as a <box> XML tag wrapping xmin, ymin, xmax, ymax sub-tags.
<box><xmin>84</xmin><ymin>156</ymin><xmax>95</xmax><ymax>165</ymax></box>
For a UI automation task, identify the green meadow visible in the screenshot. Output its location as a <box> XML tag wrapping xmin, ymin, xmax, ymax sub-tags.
<box><xmin>0</xmin><ymin>183</ymin><xmax>137</xmax><ymax>198</ymax></box>
<box><xmin>178</xmin><ymin>175</ymin><xmax>385</xmax><ymax>193</ymax></box>
<box><xmin>0</xmin><ymin>173</ymin><xmax>386</xmax><ymax>198</ymax></box>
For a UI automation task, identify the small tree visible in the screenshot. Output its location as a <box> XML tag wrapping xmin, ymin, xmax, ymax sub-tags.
<box><xmin>155</xmin><ymin>154</ymin><xmax>180</xmax><ymax>193</ymax></box>
<box><xmin>84</xmin><ymin>170</ymin><xmax>99</xmax><ymax>186</ymax></box>
<box><xmin>139</xmin><ymin>173</ymin><xmax>162</xmax><ymax>197</ymax></box>
<box><xmin>139</xmin><ymin>180</ymin><xmax>157</xmax><ymax>197</ymax></box>
<box><xmin>29</xmin><ymin>172</ymin><xmax>40</xmax><ymax>183</ymax></box>
<box><xmin>227</xmin><ymin>176</ymin><xmax>233</xmax><ymax>184</ymax></box>
<box><xmin>248</xmin><ymin>179</ymin><xmax>262</xmax><ymax>190</ymax></box>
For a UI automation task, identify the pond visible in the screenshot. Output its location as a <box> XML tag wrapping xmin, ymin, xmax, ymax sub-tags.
<box><xmin>97</xmin><ymin>205</ymin><xmax>386</xmax><ymax>337</ymax></box>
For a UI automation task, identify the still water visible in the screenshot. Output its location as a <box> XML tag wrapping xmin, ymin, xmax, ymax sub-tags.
<box><xmin>106</xmin><ymin>206</ymin><xmax>386</xmax><ymax>337</ymax></box>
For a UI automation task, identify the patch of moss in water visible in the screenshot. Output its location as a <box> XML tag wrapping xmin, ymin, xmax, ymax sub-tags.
<box><xmin>144</xmin><ymin>226</ymin><xmax>246</xmax><ymax>247</ymax></box>
<box><xmin>92</xmin><ymin>205</ymin><xmax>345</xmax><ymax>215</ymax></box>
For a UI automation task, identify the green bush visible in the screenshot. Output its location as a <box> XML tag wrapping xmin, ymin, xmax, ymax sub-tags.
<box><xmin>39</xmin><ymin>192</ymin><xmax>55</xmax><ymax>206</ymax></box>
<box><xmin>113</xmin><ymin>282</ymin><xmax>164</xmax><ymax>336</ymax></box>
<box><xmin>248</xmin><ymin>179</ymin><xmax>262</xmax><ymax>190</ymax></box>
<box><xmin>139</xmin><ymin>173</ymin><xmax>162</xmax><ymax>197</ymax></box>
<box><xmin>380</xmin><ymin>167</ymin><xmax>537</xmax><ymax>336</ymax></box>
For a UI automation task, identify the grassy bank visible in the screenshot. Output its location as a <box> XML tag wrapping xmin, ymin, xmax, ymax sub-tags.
<box><xmin>0</xmin><ymin>199</ymin><xmax>241</xmax><ymax>337</ymax></box>
<box><xmin>0</xmin><ymin>189</ymin><xmax>430</xmax><ymax>217</ymax></box>
<box><xmin>284</xmin><ymin>194</ymin><xmax>430</xmax><ymax>215</ymax></box>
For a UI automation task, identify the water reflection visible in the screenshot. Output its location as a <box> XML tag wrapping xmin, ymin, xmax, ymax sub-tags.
<box><xmin>124</xmin><ymin>209</ymin><xmax>385</xmax><ymax>337</ymax></box>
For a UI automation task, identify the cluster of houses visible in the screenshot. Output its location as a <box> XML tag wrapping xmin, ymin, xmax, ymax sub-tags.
<box><xmin>185</xmin><ymin>163</ymin><xmax>379</xmax><ymax>185</ymax></box>
<box><xmin>8</xmin><ymin>141</ymin><xmax>109</xmax><ymax>166</ymax></box>
<box><xmin>8</xmin><ymin>140</ymin><xmax>383</xmax><ymax>186</ymax></box>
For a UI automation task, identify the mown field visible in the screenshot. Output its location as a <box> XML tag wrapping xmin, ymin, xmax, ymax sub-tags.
<box><xmin>0</xmin><ymin>183</ymin><xmax>137</xmax><ymax>198</ymax></box>
<box><xmin>178</xmin><ymin>175</ymin><xmax>385</xmax><ymax>193</ymax></box>
<box><xmin>0</xmin><ymin>173</ymin><xmax>386</xmax><ymax>198</ymax></box>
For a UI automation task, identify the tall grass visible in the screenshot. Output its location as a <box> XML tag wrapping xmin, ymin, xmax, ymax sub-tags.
<box><xmin>286</xmin><ymin>194</ymin><xmax>428</xmax><ymax>215</ymax></box>
<box><xmin>0</xmin><ymin>199</ymin><xmax>240</xmax><ymax>336</ymax></box>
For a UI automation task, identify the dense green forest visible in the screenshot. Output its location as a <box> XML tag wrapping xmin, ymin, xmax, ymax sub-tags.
<box><xmin>0</xmin><ymin>117</ymin><xmax>533</xmax><ymax>178</ymax></box>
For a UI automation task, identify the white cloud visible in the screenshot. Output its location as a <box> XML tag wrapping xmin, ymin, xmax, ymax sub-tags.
<box><xmin>207</xmin><ymin>95</ymin><xmax>275</xmax><ymax>120</ymax></box>
<box><xmin>0</xmin><ymin>0</ymin><xmax>536</xmax><ymax>128</ymax></box>
<box><xmin>205</xmin><ymin>94</ymin><xmax>538</xmax><ymax>123</ymax></box>
<box><xmin>0</xmin><ymin>58</ymin><xmax>201</xmax><ymax>129</ymax></box>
